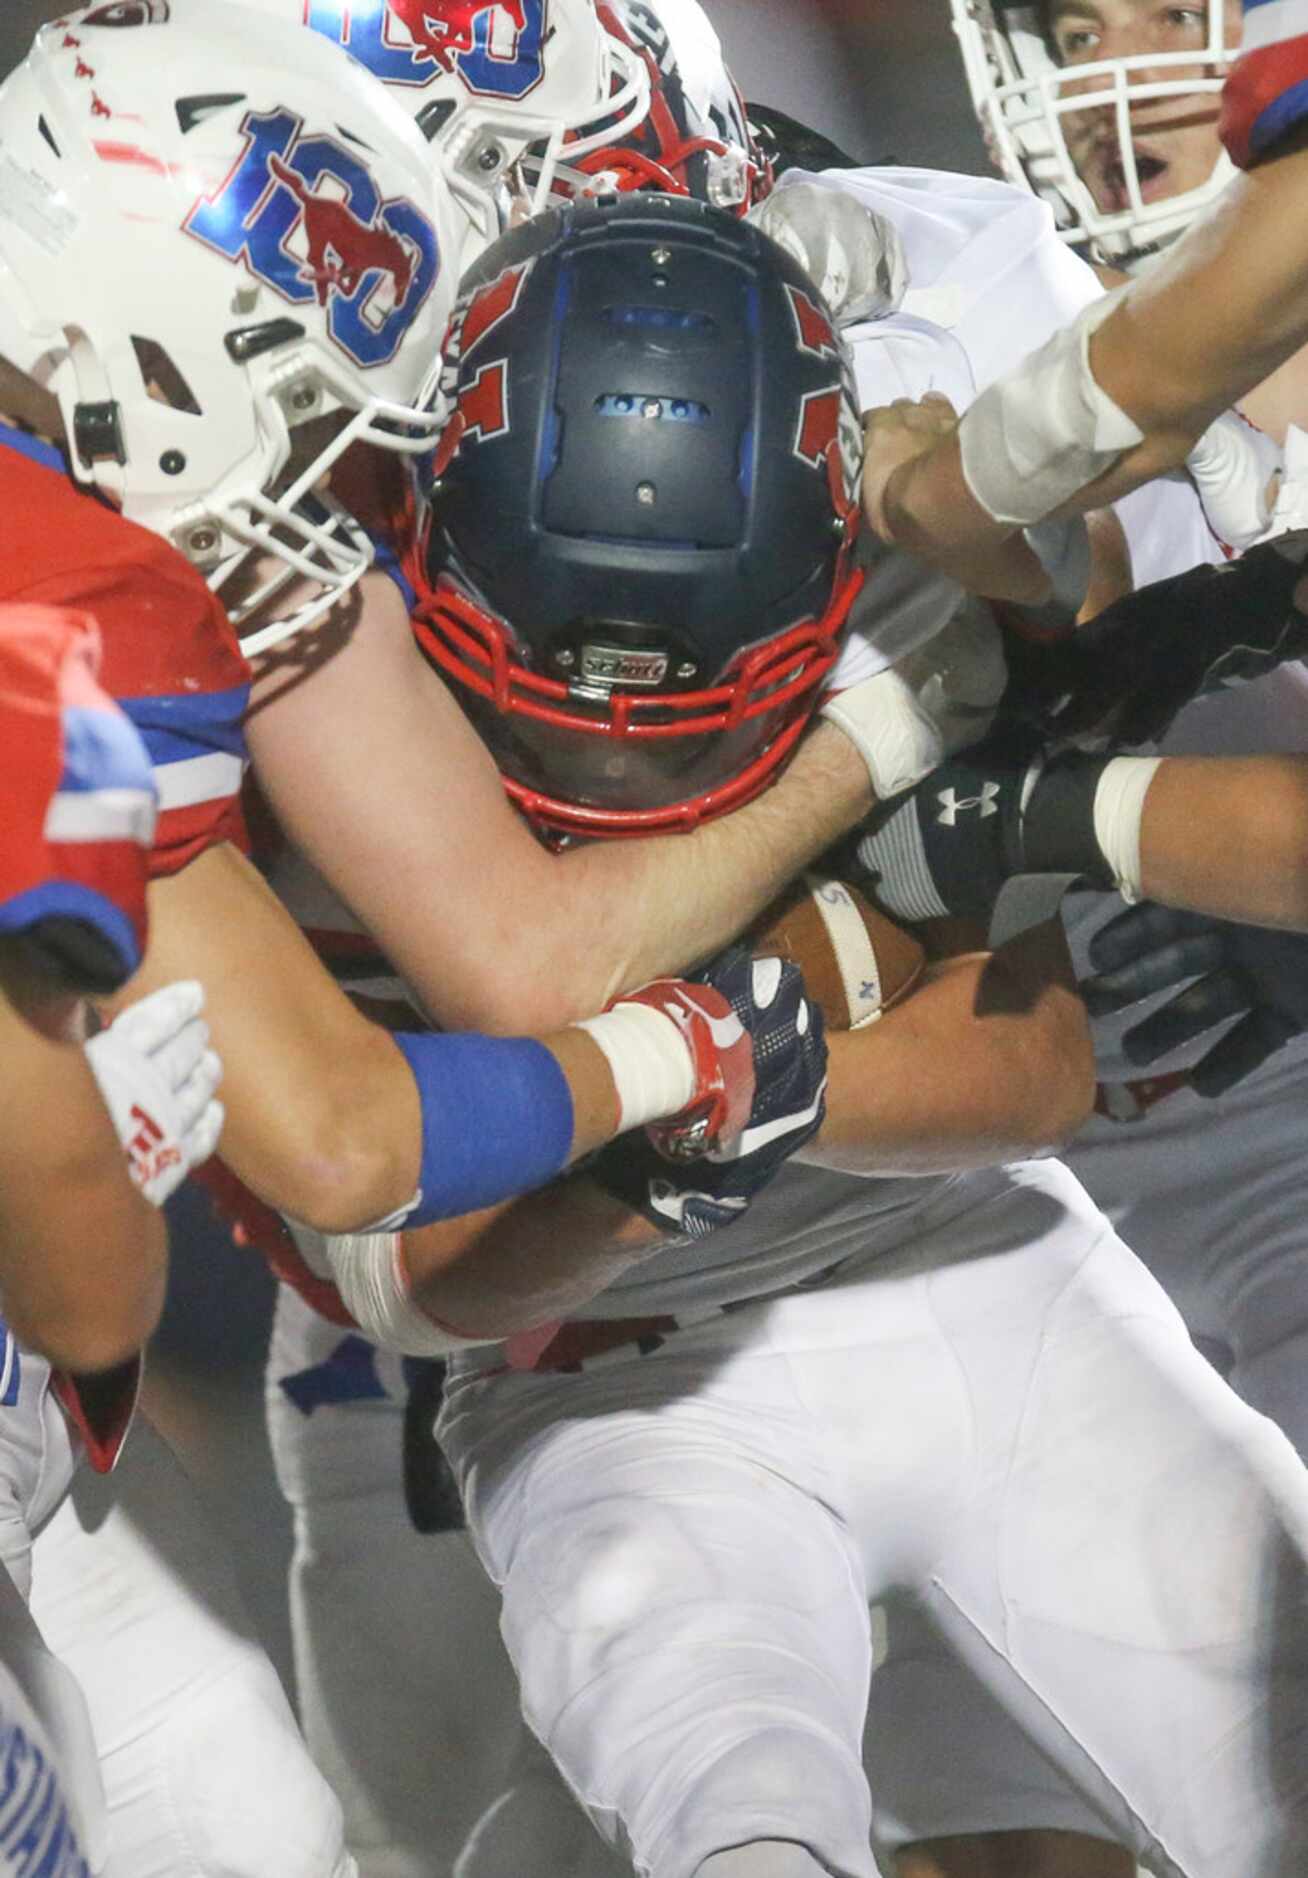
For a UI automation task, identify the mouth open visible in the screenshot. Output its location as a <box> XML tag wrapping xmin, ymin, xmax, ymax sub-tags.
<box><xmin>1096</xmin><ymin>145</ymin><xmax>1172</xmax><ymax>211</ymax></box>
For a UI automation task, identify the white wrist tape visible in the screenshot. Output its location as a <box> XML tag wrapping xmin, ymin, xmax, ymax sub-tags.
<box><xmin>571</xmin><ymin>1003</ymin><xmax>694</xmax><ymax>1133</ymax></box>
<box><xmin>821</xmin><ymin>665</ymin><xmax>945</xmax><ymax>801</ymax></box>
<box><xmin>959</xmin><ymin>289</ymin><xmax>1144</xmax><ymax>527</ymax></box>
<box><xmin>1092</xmin><ymin>755</ymin><xmax>1162</xmax><ymax>904</ymax></box>
<box><xmin>285</xmin><ymin>1220</ymin><xmax>490</xmax><ymax>1357</ymax></box>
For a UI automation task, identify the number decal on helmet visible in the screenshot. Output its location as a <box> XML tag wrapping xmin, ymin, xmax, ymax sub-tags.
<box><xmin>184</xmin><ymin>108</ymin><xmax>439</xmax><ymax>368</ymax></box>
<box><xmin>303</xmin><ymin>0</ymin><xmax>548</xmax><ymax>102</ymax></box>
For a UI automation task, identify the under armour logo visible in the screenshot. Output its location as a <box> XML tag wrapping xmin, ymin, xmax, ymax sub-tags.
<box><xmin>936</xmin><ymin>782</ymin><xmax>1000</xmax><ymax>827</ymax></box>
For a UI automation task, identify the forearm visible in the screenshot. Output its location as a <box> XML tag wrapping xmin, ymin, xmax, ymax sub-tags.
<box><xmin>879</xmin><ymin>451</ymin><xmax>1055</xmax><ymax>602</ymax></box>
<box><xmin>0</xmin><ymin>1140</ymin><xmax>166</xmax><ymax>1372</ymax></box>
<box><xmin>400</xmin><ymin>1177</ymin><xmax>666</xmax><ymax>1340</ymax></box>
<box><xmin>551</xmin><ymin>722</ymin><xmax>873</xmax><ymax>1016</ymax></box>
<box><xmin>1140</xmin><ymin>756</ymin><xmax>1308</xmax><ymax>929</ymax></box>
<box><xmin>801</xmin><ymin>923</ymin><xmax>1094</xmax><ymax>1174</ymax></box>
<box><xmin>253</xmin><ymin>584</ymin><xmax>872</xmax><ymax>1034</ymax></box>
<box><xmin>1090</xmin><ymin>146</ymin><xmax>1308</xmax><ymax>451</ymax></box>
<box><xmin>134</xmin><ymin>846</ymin><xmax>422</xmax><ymax>1229</ymax></box>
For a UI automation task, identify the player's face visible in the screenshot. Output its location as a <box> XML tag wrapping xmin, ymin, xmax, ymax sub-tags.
<box><xmin>1048</xmin><ymin>0</ymin><xmax>1240</xmax><ymax>213</ymax></box>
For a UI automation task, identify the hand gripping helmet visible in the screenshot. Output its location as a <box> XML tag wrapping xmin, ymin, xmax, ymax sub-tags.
<box><xmin>414</xmin><ymin>193</ymin><xmax>864</xmax><ymax>838</ymax></box>
<box><xmin>561</xmin><ymin>0</ymin><xmax>771</xmax><ymax>215</ymax></box>
<box><xmin>241</xmin><ymin>0</ymin><xmax>651</xmax><ymax>238</ymax></box>
<box><xmin>951</xmin><ymin>0</ymin><xmax>1237</xmax><ymax>270</ymax></box>
<box><xmin>0</xmin><ymin>0</ymin><xmax>464</xmax><ymax>654</ymax></box>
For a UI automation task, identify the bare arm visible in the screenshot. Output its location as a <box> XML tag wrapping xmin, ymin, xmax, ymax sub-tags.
<box><xmin>1140</xmin><ymin>755</ymin><xmax>1308</xmax><ymax>929</ymax></box>
<box><xmin>805</xmin><ymin>919</ymin><xmax>1094</xmax><ymax>1174</ymax></box>
<box><xmin>0</xmin><ymin>947</ymin><xmax>165</xmax><ymax>1372</ymax></box>
<box><xmin>388</xmin><ymin>922</ymin><xmax>1093</xmax><ymax>1342</ymax></box>
<box><xmin>248</xmin><ymin>572</ymin><xmax>873</xmax><ymax>1034</ymax></box>
<box><xmin>400</xmin><ymin>1181</ymin><xmax>664</xmax><ymax>1340</ymax></box>
<box><xmin>124</xmin><ymin>844</ymin><xmax>663</xmax><ymax>1232</ymax></box>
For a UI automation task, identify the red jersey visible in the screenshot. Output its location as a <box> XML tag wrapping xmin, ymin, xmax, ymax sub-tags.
<box><xmin>0</xmin><ymin>602</ymin><xmax>155</xmax><ymax>988</ymax></box>
<box><xmin>0</xmin><ymin>428</ymin><xmax>250</xmax><ymax>876</ymax></box>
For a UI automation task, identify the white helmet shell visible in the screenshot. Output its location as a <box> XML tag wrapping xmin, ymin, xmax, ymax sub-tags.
<box><xmin>0</xmin><ymin>0</ymin><xmax>466</xmax><ymax>651</ymax></box>
<box><xmin>245</xmin><ymin>0</ymin><xmax>651</xmax><ymax>230</ymax></box>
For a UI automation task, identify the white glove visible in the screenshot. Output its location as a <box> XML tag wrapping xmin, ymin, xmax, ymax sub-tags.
<box><xmin>1185</xmin><ymin>408</ymin><xmax>1283</xmax><ymax>551</ymax></box>
<box><xmin>821</xmin><ymin>665</ymin><xmax>944</xmax><ymax>801</ymax></box>
<box><xmin>749</xmin><ymin>178</ymin><xmax>908</xmax><ymax>325</ymax></box>
<box><xmin>85</xmin><ymin>981</ymin><xmax>223</xmax><ymax>1206</ymax></box>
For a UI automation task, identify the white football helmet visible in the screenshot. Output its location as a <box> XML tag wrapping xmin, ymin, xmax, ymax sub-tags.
<box><xmin>951</xmin><ymin>0</ymin><xmax>1238</xmax><ymax>270</ymax></box>
<box><xmin>0</xmin><ymin>0</ymin><xmax>467</xmax><ymax>653</ymax></box>
<box><xmin>248</xmin><ymin>0</ymin><xmax>651</xmax><ymax>236</ymax></box>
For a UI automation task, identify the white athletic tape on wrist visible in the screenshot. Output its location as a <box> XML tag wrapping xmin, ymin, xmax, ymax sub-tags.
<box><xmin>571</xmin><ymin>1002</ymin><xmax>695</xmax><ymax>1133</ymax></box>
<box><xmin>821</xmin><ymin>665</ymin><xmax>945</xmax><ymax>801</ymax></box>
<box><xmin>1092</xmin><ymin>755</ymin><xmax>1162</xmax><ymax>903</ymax></box>
<box><xmin>285</xmin><ymin>1219</ymin><xmax>492</xmax><ymax>1357</ymax></box>
<box><xmin>959</xmin><ymin>289</ymin><xmax>1143</xmax><ymax>527</ymax></box>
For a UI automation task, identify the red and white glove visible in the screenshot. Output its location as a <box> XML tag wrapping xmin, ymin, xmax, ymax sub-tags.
<box><xmin>85</xmin><ymin>981</ymin><xmax>224</xmax><ymax>1206</ymax></box>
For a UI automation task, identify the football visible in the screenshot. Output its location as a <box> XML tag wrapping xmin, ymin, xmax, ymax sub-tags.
<box><xmin>748</xmin><ymin>874</ymin><xmax>926</xmax><ymax>1031</ymax></box>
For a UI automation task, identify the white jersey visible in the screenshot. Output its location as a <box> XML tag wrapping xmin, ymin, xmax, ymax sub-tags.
<box><xmin>813</xmin><ymin>165</ymin><xmax>1219</xmax><ymax>686</ymax></box>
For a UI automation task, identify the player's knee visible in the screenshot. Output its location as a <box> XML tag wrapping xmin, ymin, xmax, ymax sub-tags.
<box><xmin>514</xmin><ymin>1502</ymin><xmax>711</xmax><ymax>1650</ymax></box>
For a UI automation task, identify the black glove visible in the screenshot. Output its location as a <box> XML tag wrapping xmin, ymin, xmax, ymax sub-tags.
<box><xmin>842</xmin><ymin>733</ymin><xmax>1116</xmax><ymax>927</ymax></box>
<box><xmin>590</xmin><ymin>946</ymin><xmax>827</xmax><ymax>1237</ymax></box>
<box><xmin>1003</xmin><ymin>530</ymin><xmax>1308</xmax><ymax>747</ymax></box>
<box><xmin>1083</xmin><ymin>900</ymin><xmax>1308</xmax><ymax>1096</ymax></box>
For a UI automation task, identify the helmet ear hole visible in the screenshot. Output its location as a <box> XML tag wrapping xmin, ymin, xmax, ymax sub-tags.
<box><xmin>131</xmin><ymin>338</ymin><xmax>202</xmax><ymax>416</ymax></box>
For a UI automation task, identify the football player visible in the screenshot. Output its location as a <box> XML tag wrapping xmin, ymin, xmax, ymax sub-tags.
<box><xmin>0</xmin><ymin>10</ymin><xmax>828</xmax><ymax>1875</ymax></box>
<box><xmin>0</xmin><ymin>600</ymin><xmax>226</xmax><ymax>1878</ymax></box>
<box><xmin>263</xmin><ymin>197</ymin><xmax>1308</xmax><ymax>1878</ymax></box>
<box><xmin>0</xmin><ymin>0</ymin><xmax>811</xmax><ymax>1314</ymax></box>
<box><xmin>859</xmin><ymin>2</ymin><xmax>1308</xmax><ymax>589</ymax></box>
<box><xmin>823</xmin><ymin>11</ymin><xmax>1308</xmax><ymax>1875</ymax></box>
<box><xmin>256</xmin><ymin>193</ymin><xmax>1097</xmax><ymax>1875</ymax></box>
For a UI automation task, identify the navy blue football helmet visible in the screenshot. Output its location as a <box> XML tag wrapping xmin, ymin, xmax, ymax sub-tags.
<box><xmin>414</xmin><ymin>193</ymin><xmax>863</xmax><ymax>836</ymax></box>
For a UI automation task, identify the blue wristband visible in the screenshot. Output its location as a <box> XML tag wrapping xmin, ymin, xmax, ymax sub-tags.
<box><xmin>393</xmin><ymin>1031</ymin><xmax>574</xmax><ymax>1225</ymax></box>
